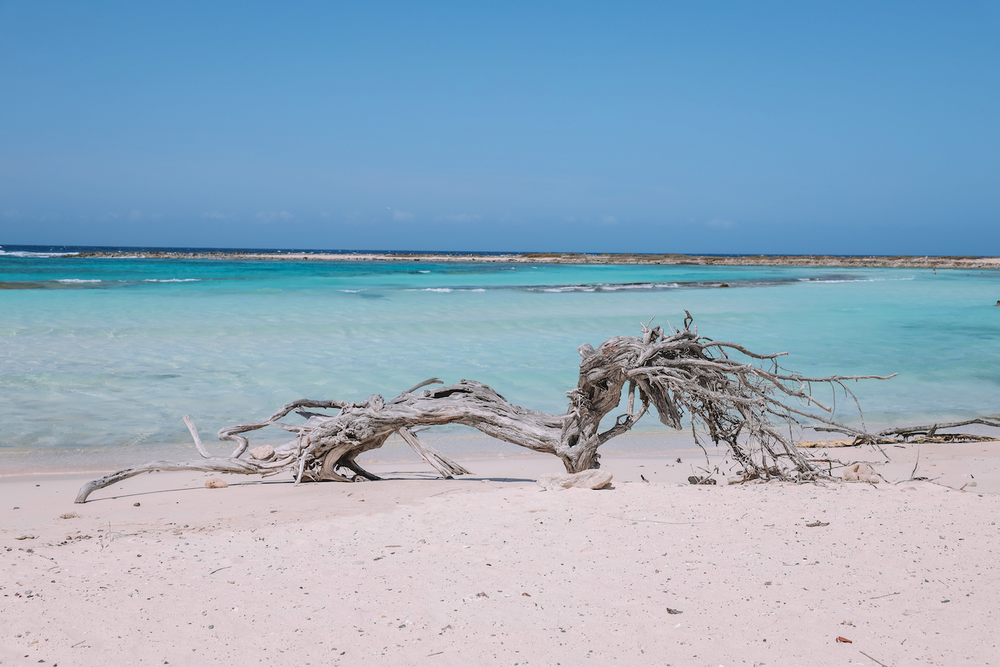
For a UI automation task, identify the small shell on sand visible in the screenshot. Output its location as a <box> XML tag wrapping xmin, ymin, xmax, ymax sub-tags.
<box><xmin>205</xmin><ymin>477</ymin><xmax>228</xmax><ymax>489</ymax></box>
<box><xmin>249</xmin><ymin>445</ymin><xmax>275</xmax><ymax>460</ymax></box>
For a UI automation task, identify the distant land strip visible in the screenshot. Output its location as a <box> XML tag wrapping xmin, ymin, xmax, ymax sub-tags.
<box><xmin>69</xmin><ymin>251</ymin><xmax>1000</xmax><ymax>269</ymax></box>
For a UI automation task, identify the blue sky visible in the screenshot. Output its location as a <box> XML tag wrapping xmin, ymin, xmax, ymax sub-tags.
<box><xmin>1</xmin><ymin>1</ymin><xmax>998</xmax><ymax>253</ymax></box>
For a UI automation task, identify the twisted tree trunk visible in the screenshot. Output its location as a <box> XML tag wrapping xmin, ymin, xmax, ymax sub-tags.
<box><xmin>76</xmin><ymin>313</ymin><xmax>894</xmax><ymax>502</ymax></box>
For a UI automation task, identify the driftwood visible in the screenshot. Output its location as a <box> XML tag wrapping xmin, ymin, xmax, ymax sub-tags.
<box><xmin>76</xmin><ymin>313</ymin><xmax>895</xmax><ymax>502</ymax></box>
<box><xmin>812</xmin><ymin>417</ymin><xmax>1000</xmax><ymax>445</ymax></box>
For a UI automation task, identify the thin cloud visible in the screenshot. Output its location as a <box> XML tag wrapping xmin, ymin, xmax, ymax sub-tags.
<box><xmin>706</xmin><ymin>218</ymin><xmax>734</xmax><ymax>230</ymax></box>
<box><xmin>3</xmin><ymin>208</ymin><xmax>20</xmax><ymax>218</ymax></box>
<box><xmin>202</xmin><ymin>211</ymin><xmax>235</xmax><ymax>220</ymax></box>
<box><xmin>257</xmin><ymin>210</ymin><xmax>295</xmax><ymax>223</ymax></box>
<box><xmin>602</xmin><ymin>215</ymin><xmax>618</xmax><ymax>225</ymax></box>
<box><xmin>392</xmin><ymin>209</ymin><xmax>414</xmax><ymax>221</ymax></box>
<box><xmin>128</xmin><ymin>209</ymin><xmax>143</xmax><ymax>221</ymax></box>
<box><xmin>437</xmin><ymin>213</ymin><xmax>481</xmax><ymax>223</ymax></box>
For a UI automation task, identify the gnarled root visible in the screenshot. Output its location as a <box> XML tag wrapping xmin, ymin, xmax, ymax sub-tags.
<box><xmin>77</xmin><ymin>313</ymin><xmax>899</xmax><ymax>502</ymax></box>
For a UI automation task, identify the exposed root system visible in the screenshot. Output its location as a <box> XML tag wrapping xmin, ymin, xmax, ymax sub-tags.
<box><xmin>77</xmin><ymin>313</ymin><xmax>900</xmax><ymax>502</ymax></box>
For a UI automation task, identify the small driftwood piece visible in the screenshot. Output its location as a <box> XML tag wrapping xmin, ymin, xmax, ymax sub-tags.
<box><xmin>76</xmin><ymin>313</ymin><xmax>894</xmax><ymax>502</ymax></box>
<box><xmin>812</xmin><ymin>417</ymin><xmax>1000</xmax><ymax>445</ymax></box>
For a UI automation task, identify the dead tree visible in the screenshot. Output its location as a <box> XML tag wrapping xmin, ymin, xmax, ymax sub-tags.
<box><xmin>76</xmin><ymin>313</ymin><xmax>895</xmax><ymax>502</ymax></box>
<box><xmin>814</xmin><ymin>417</ymin><xmax>1000</xmax><ymax>445</ymax></box>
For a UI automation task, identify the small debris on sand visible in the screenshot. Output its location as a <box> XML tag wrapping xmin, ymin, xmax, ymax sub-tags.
<box><xmin>842</xmin><ymin>463</ymin><xmax>879</xmax><ymax>483</ymax></box>
<box><xmin>687</xmin><ymin>475</ymin><xmax>716</xmax><ymax>485</ymax></box>
<box><xmin>537</xmin><ymin>470</ymin><xmax>613</xmax><ymax>490</ymax></box>
<box><xmin>249</xmin><ymin>445</ymin><xmax>275</xmax><ymax>460</ymax></box>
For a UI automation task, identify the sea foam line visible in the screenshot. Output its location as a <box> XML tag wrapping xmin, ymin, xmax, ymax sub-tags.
<box><xmin>796</xmin><ymin>276</ymin><xmax>917</xmax><ymax>283</ymax></box>
<box><xmin>0</xmin><ymin>250</ymin><xmax>76</xmax><ymax>258</ymax></box>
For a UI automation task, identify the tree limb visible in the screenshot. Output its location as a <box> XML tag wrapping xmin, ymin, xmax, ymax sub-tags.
<box><xmin>77</xmin><ymin>315</ymin><xmax>907</xmax><ymax>501</ymax></box>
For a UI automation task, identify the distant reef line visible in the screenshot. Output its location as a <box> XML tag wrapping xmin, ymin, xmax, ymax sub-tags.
<box><xmin>67</xmin><ymin>251</ymin><xmax>1000</xmax><ymax>269</ymax></box>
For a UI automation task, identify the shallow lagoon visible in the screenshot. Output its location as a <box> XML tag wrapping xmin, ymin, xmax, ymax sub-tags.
<box><xmin>2</xmin><ymin>255</ymin><xmax>998</xmax><ymax>470</ymax></box>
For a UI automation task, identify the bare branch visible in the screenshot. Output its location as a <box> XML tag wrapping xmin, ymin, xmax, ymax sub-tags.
<box><xmin>77</xmin><ymin>314</ymin><xmax>916</xmax><ymax>501</ymax></box>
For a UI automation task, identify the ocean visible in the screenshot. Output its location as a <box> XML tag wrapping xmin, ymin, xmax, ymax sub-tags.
<box><xmin>2</xmin><ymin>245</ymin><xmax>999</xmax><ymax>473</ymax></box>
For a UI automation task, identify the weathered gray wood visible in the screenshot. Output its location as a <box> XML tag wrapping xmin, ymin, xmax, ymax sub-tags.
<box><xmin>815</xmin><ymin>417</ymin><xmax>1000</xmax><ymax>444</ymax></box>
<box><xmin>397</xmin><ymin>427</ymin><xmax>472</xmax><ymax>478</ymax></box>
<box><xmin>76</xmin><ymin>313</ymin><xmax>904</xmax><ymax>502</ymax></box>
<box><xmin>74</xmin><ymin>458</ymin><xmax>268</xmax><ymax>504</ymax></box>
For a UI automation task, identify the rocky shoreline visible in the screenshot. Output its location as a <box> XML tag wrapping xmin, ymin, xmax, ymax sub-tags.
<box><xmin>68</xmin><ymin>250</ymin><xmax>1000</xmax><ymax>269</ymax></box>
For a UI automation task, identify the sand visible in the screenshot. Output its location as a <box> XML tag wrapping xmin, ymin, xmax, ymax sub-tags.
<box><xmin>3</xmin><ymin>446</ymin><xmax>999</xmax><ymax>666</ymax></box>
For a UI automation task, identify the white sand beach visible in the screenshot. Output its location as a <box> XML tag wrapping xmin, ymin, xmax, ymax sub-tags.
<box><xmin>3</xmin><ymin>445</ymin><xmax>998</xmax><ymax>666</ymax></box>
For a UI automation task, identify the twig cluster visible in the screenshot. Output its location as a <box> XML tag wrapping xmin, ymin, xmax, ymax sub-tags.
<box><xmin>815</xmin><ymin>417</ymin><xmax>1000</xmax><ymax>445</ymax></box>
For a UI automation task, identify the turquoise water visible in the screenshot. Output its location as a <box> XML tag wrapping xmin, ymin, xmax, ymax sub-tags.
<box><xmin>2</xmin><ymin>254</ymin><xmax>999</xmax><ymax>469</ymax></box>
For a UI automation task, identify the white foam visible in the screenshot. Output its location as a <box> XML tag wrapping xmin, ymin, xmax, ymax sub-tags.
<box><xmin>57</xmin><ymin>278</ymin><xmax>101</xmax><ymax>283</ymax></box>
<box><xmin>142</xmin><ymin>278</ymin><xmax>201</xmax><ymax>282</ymax></box>
<box><xmin>533</xmin><ymin>282</ymin><xmax>686</xmax><ymax>293</ymax></box>
<box><xmin>1</xmin><ymin>250</ymin><xmax>75</xmax><ymax>258</ymax></box>
<box><xmin>600</xmin><ymin>283</ymin><xmax>654</xmax><ymax>291</ymax></box>
<box><xmin>796</xmin><ymin>276</ymin><xmax>916</xmax><ymax>284</ymax></box>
